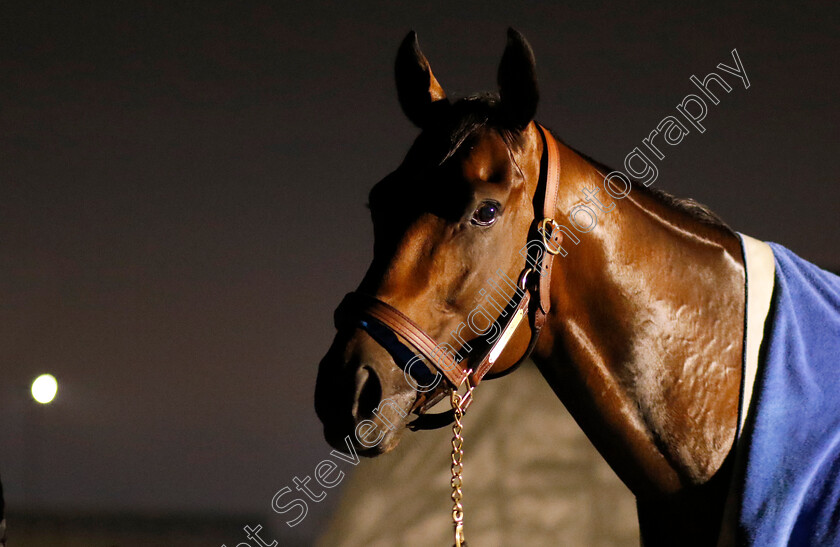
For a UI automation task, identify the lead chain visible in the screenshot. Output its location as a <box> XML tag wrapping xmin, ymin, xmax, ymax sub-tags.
<box><xmin>450</xmin><ymin>389</ymin><xmax>467</xmax><ymax>547</ymax></box>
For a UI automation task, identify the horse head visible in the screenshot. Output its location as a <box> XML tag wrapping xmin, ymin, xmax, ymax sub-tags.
<box><xmin>315</xmin><ymin>29</ymin><xmax>550</xmax><ymax>455</ymax></box>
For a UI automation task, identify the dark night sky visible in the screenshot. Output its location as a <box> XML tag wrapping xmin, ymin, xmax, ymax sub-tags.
<box><xmin>1</xmin><ymin>1</ymin><xmax>837</xmax><ymax>544</ymax></box>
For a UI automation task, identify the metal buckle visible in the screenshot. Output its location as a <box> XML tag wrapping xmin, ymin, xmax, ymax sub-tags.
<box><xmin>455</xmin><ymin>371</ymin><xmax>475</xmax><ymax>414</ymax></box>
<box><xmin>517</xmin><ymin>266</ymin><xmax>534</xmax><ymax>290</ymax></box>
<box><xmin>539</xmin><ymin>217</ymin><xmax>562</xmax><ymax>255</ymax></box>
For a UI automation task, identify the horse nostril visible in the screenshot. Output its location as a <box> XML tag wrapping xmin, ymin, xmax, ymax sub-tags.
<box><xmin>354</xmin><ymin>366</ymin><xmax>382</xmax><ymax>420</ymax></box>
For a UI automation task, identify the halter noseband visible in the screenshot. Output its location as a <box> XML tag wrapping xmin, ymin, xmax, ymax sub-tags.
<box><xmin>334</xmin><ymin>124</ymin><xmax>563</xmax><ymax>429</ymax></box>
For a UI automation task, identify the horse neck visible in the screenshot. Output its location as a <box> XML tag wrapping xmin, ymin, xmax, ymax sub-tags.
<box><xmin>531</xmin><ymin>141</ymin><xmax>746</xmax><ymax>498</ymax></box>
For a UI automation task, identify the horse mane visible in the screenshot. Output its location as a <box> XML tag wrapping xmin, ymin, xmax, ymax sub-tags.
<box><xmin>563</xmin><ymin>142</ymin><xmax>734</xmax><ymax>232</ymax></box>
<box><xmin>438</xmin><ymin>93</ymin><xmax>733</xmax><ymax>232</ymax></box>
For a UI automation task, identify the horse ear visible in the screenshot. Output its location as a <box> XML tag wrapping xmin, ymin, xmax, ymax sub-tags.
<box><xmin>497</xmin><ymin>28</ymin><xmax>539</xmax><ymax>128</ymax></box>
<box><xmin>395</xmin><ymin>31</ymin><xmax>448</xmax><ymax>128</ymax></box>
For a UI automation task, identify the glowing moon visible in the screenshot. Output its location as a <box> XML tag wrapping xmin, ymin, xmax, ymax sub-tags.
<box><xmin>31</xmin><ymin>374</ymin><xmax>58</xmax><ymax>404</ymax></box>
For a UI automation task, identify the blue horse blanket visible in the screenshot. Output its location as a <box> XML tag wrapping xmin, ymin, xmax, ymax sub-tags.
<box><xmin>733</xmin><ymin>242</ymin><xmax>840</xmax><ymax>545</ymax></box>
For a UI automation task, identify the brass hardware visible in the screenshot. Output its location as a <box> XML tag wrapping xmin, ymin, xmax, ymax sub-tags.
<box><xmin>517</xmin><ymin>267</ymin><xmax>534</xmax><ymax>290</ymax></box>
<box><xmin>539</xmin><ymin>217</ymin><xmax>562</xmax><ymax>255</ymax></box>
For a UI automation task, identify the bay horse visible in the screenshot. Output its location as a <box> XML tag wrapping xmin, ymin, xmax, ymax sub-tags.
<box><xmin>314</xmin><ymin>29</ymin><xmax>840</xmax><ymax>546</ymax></box>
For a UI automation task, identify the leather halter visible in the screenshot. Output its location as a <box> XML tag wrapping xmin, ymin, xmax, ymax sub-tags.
<box><xmin>334</xmin><ymin>124</ymin><xmax>563</xmax><ymax>428</ymax></box>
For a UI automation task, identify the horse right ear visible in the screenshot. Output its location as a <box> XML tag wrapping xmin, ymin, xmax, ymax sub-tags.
<box><xmin>395</xmin><ymin>31</ymin><xmax>448</xmax><ymax>128</ymax></box>
<box><xmin>497</xmin><ymin>28</ymin><xmax>539</xmax><ymax>129</ymax></box>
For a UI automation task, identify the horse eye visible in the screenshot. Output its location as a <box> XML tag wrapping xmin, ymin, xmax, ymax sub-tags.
<box><xmin>471</xmin><ymin>202</ymin><xmax>499</xmax><ymax>226</ymax></box>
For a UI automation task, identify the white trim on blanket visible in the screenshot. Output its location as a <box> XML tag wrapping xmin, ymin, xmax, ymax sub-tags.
<box><xmin>716</xmin><ymin>233</ymin><xmax>776</xmax><ymax>547</ymax></box>
<box><xmin>738</xmin><ymin>233</ymin><xmax>776</xmax><ymax>439</ymax></box>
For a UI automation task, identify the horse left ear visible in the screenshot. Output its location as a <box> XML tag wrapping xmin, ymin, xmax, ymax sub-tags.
<box><xmin>497</xmin><ymin>28</ymin><xmax>539</xmax><ymax>128</ymax></box>
<box><xmin>395</xmin><ymin>31</ymin><xmax>449</xmax><ymax>128</ymax></box>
